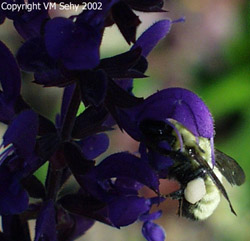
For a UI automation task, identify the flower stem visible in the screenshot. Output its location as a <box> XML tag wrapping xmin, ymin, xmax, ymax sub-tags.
<box><xmin>46</xmin><ymin>83</ymin><xmax>81</xmax><ymax>201</ymax></box>
<box><xmin>61</xmin><ymin>83</ymin><xmax>81</xmax><ymax>142</ymax></box>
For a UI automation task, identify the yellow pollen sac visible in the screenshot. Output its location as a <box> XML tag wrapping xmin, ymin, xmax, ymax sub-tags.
<box><xmin>184</xmin><ymin>178</ymin><xmax>206</xmax><ymax>204</ymax></box>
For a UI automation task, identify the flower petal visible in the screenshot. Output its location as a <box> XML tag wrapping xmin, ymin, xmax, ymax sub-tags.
<box><xmin>80</xmin><ymin>70</ymin><xmax>108</xmax><ymax>107</ymax></box>
<box><xmin>0</xmin><ymin>166</ymin><xmax>28</xmax><ymax>215</ymax></box>
<box><xmin>79</xmin><ymin>133</ymin><xmax>109</xmax><ymax>160</ymax></box>
<box><xmin>3</xmin><ymin>110</ymin><xmax>38</xmax><ymax>160</ymax></box>
<box><xmin>118</xmin><ymin>88</ymin><xmax>214</xmax><ymax>140</ymax></box>
<box><xmin>132</xmin><ymin>19</ymin><xmax>172</xmax><ymax>57</ymax></box>
<box><xmin>140</xmin><ymin>211</ymin><xmax>162</xmax><ymax>222</ymax></box>
<box><xmin>13</xmin><ymin>0</ymin><xmax>49</xmax><ymax>40</ymax></box>
<box><xmin>138</xmin><ymin>88</ymin><xmax>214</xmax><ymax>138</ymax></box>
<box><xmin>34</xmin><ymin>200</ymin><xmax>57</xmax><ymax>241</ymax></box>
<box><xmin>108</xmin><ymin>196</ymin><xmax>150</xmax><ymax>227</ymax></box>
<box><xmin>72</xmin><ymin>106</ymin><xmax>109</xmax><ymax>139</ymax></box>
<box><xmin>112</xmin><ymin>1</ymin><xmax>141</xmax><ymax>44</ymax></box>
<box><xmin>142</xmin><ymin>221</ymin><xmax>166</xmax><ymax>241</ymax></box>
<box><xmin>91</xmin><ymin>152</ymin><xmax>159</xmax><ymax>191</ymax></box>
<box><xmin>45</xmin><ymin>17</ymin><xmax>101</xmax><ymax>70</ymax></box>
<box><xmin>17</xmin><ymin>37</ymin><xmax>56</xmax><ymax>72</ymax></box>
<box><xmin>98</xmin><ymin>47</ymin><xmax>147</xmax><ymax>79</ymax></box>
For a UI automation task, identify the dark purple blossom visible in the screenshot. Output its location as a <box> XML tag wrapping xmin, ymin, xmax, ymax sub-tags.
<box><xmin>117</xmin><ymin>88</ymin><xmax>214</xmax><ymax>140</ymax></box>
<box><xmin>83</xmin><ymin>152</ymin><xmax>160</xmax><ymax>194</ymax></box>
<box><xmin>44</xmin><ymin>17</ymin><xmax>102</xmax><ymax>70</ymax></box>
<box><xmin>140</xmin><ymin>211</ymin><xmax>166</xmax><ymax>241</ymax></box>
<box><xmin>13</xmin><ymin>0</ymin><xmax>49</xmax><ymax>40</ymax></box>
<box><xmin>0</xmin><ymin>1</ymin><xmax>202</xmax><ymax>241</ymax></box>
<box><xmin>142</xmin><ymin>221</ymin><xmax>166</xmax><ymax>241</ymax></box>
<box><xmin>132</xmin><ymin>19</ymin><xmax>172</xmax><ymax>57</ymax></box>
<box><xmin>1</xmin><ymin>110</ymin><xmax>38</xmax><ymax>166</ymax></box>
<box><xmin>0</xmin><ymin>110</ymin><xmax>38</xmax><ymax>215</ymax></box>
<box><xmin>59</xmin><ymin>151</ymin><xmax>160</xmax><ymax>230</ymax></box>
<box><xmin>0</xmin><ymin>166</ymin><xmax>29</xmax><ymax>215</ymax></box>
<box><xmin>0</xmin><ymin>0</ymin><xmax>49</xmax><ymax>39</ymax></box>
<box><xmin>108</xmin><ymin>196</ymin><xmax>151</xmax><ymax>227</ymax></box>
<box><xmin>116</xmin><ymin>87</ymin><xmax>216</xmax><ymax>167</ymax></box>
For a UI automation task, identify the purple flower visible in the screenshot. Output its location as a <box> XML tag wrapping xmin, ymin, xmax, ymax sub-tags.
<box><xmin>0</xmin><ymin>1</ymin><xmax>198</xmax><ymax>240</ymax></box>
<box><xmin>0</xmin><ymin>110</ymin><xmax>38</xmax><ymax>168</ymax></box>
<box><xmin>0</xmin><ymin>166</ymin><xmax>29</xmax><ymax>215</ymax></box>
<box><xmin>118</xmin><ymin>88</ymin><xmax>213</xmax><ymax>139</ymax></box>
<box><xmin>0</xmin><ymin>110</ymin><xmax>38</xmax><ymax>215</ymax></box>
<box><xmin>43</xmin><ymin>0</ymin><xmax>120</xmax><ymax>70</ymax></box>
<box><xmin>142</xmin><ymin>221</ymin><xmax>166</xmax><ymax>241</ymax></box>
<box><xmin>132</xmin><ymin>19</ymin><xmax>172</xmax><ymax>58</ymax></box>
<box><xmin>37</xmin><ymin>84</ymin><xmax>110</xmax><ymax>170</ymax></box>
<box><xmin>117</xmin><ymin>87</ymin><xmax>215</xmax><ymax>170</ymax></box>
<box><xmin>104</xmin><ymin>19</ymin><xmax>173</xmax><ymax>126</ymax></box>
<box><xmin>60</xmin><ymin>152</ymin><xmax>160</xmax><ymax>229</ymax></box>
<box><xmin>140</xmin><ymin>211</ymin><xmax>166</xmax><ymax>241</ymax></box>
<box><xmin>44</xmin><ymin>17</ymin><xmax>102</xmax><ymax>70</ymax></box>
<box><xmin>1</xmin><ymin>0</ymin><xmax>49</xmax><ymax>39</ymax></box>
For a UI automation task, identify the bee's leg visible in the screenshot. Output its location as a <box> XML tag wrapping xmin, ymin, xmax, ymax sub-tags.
<box><xmin>163</xmin><ymin>188</ymin><xmax>184</xmax><ymax>200</ymax></box>
<box><xmin>162</xmin><ymin>189</ymin><xmax>184</xmax><ymax>217</ymax></box>
<box><xmin>178</xmin><ymin>198</ymin><xmax>183</xmax><ymax>217</ymax></box>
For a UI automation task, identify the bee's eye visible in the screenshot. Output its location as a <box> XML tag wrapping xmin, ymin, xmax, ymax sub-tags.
<box><xmin>187</xmin><ymin>147</ymin><xmax>196</xmax><ymax>157</ymax></box>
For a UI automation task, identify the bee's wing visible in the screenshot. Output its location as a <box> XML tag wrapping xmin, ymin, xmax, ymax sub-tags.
<box><xmin>189</xmin><ymin>149</ymin><xmax>237</xmax><ymax>216</ymax></box>
<box><xmin>215</xmin><ymin>149</ymin><xmax>245</xmax><ymax>186</ymax></box>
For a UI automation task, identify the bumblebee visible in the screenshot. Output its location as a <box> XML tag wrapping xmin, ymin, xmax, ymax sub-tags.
<box><xmin>139</xmin><ymin>119</ymin><xmax>245</xmax><ymax>220</ymax></box>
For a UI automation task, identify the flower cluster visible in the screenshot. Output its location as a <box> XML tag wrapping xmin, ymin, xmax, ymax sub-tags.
<box><xmin>0</xmin><ymin>1</ymin><xmax>214</xmax><ymax>241</ymax></box>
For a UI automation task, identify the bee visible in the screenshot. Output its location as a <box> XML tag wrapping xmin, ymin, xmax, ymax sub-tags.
<box><xmin>139</xmin><ymin>119</ymin><xmax>245</xmax><ymax>220</ymax></box>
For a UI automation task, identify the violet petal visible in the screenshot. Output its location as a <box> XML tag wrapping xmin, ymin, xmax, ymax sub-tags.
<box><xmin>92</xmin><ymin>152</ymin><xmax>159</xmax><ymax>191</ymax></box>
<box><xmin>138</xmin><ymin>88</ymin><xmax>214</xmax><ymax>138</ymax></box>
<box><xmin>108</xmin><ymin>196</ymin><xmax>150</xmax><ymax>227</ymax></box>
<box><xmin>118</xmin><ymin>88</ymin><xmax>214</xmax><ymax>140</ymax></box>
<box><xmin>45</xmin><ymin>17</ymin><xmax>101</xmax><ymax>70</ymax></box>
<box><xmin>3</xmin><ymin>110</ymin><xmax>38</xmax><ymax>160</ymax></box>
<box><xmin>0</xmin><ymin>166</ymin><xmax>29</xmax><ymax>215</ymax></box>
<box><xmin>79</xmin><ymin>133</ymin><xmax>109</xmax><ymax>159</ymax></box>
<box><xmin>140</xmin><ymin>211</ymin><xmax>162</xmax><ymax>222</ymax></box>
<box><xmin>132</xmin><ymin>19</ymin><xmax>172</xmax><ymax>57</ymax></box>
<box><xmin>13</xmin><ymin>0</ymin><xmax>49</xmax><ymax>40</ymax></box>
<box><xmin>34</xmin><ymin>200</ymin><xmax>57</xmax><ymax>241</ymax></box>
<box><xmin>142</xmin><ymin>221</ymin><xmax>166</xmax><ymax>241</ymax></box>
